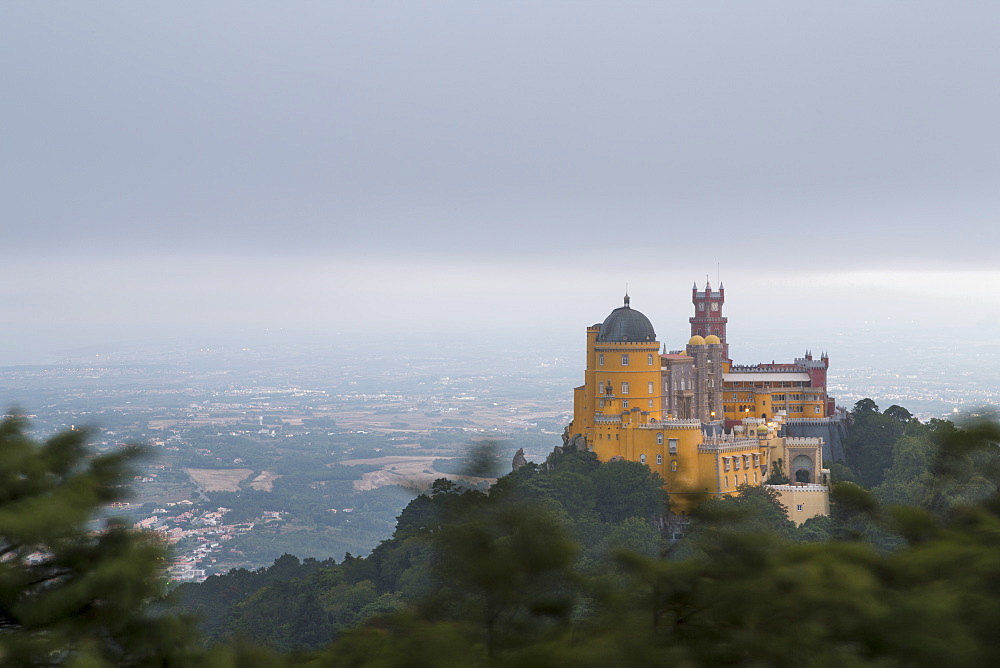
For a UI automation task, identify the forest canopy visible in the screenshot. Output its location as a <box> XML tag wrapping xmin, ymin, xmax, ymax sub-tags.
<box><xmin>3</xmin><ymin>403</ymin><xmax>1000</xmax><ymax>666</ymax></box>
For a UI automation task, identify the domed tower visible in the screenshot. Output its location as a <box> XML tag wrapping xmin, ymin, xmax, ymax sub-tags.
<box><xmin>690</xmin><ymin>280</ymin><xmax>729</xmax><ymax>363</ymax></box>
<box><xmin>569</xmin><ymin>295</ymin><xmax>663</xmax><ymax>452</ymax></box>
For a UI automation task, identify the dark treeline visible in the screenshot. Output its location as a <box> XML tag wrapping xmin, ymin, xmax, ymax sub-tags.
<box><xmin>2</xmin><ymin>401</ymin><xmax>1000</xmax><ymax>666</ymax></box>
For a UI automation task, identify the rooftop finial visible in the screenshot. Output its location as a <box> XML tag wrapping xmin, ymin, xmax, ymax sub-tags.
<box><xmin>624</xmin><ymin>293</ymin><xmax>630</xmax><ymax>307</ymax></box>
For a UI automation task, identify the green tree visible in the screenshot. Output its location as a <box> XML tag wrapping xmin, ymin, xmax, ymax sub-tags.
<box><xmin>873</xmin><ymin>434</ymin><xmax>934</xmax><ymax>505</ymax></box>
<box><xmin>765</xmin><ymin>457</ymin><xmax>790</xmax><ymax>484</ymax></box>
<box><xmin>592</xmin><ymin>460</ymin><xmax>667</xmax><ymax>524</ymax></box>
<box><xmin>690</xmin><ymin>485</ymin><xmax>797</xmax><ymax>541</ymax></box>
<box><xmin>429</xmin><ymin>501</ymin><xmax>578</xmax><ymax>655</ymax></box>
<box><xmin>0</xmin><ymin>416</ymin><xmax>194</xmax><ymax>665</ymax></box>
<box><xmin>846</xmin><ymin>398</ymin><xmax>906</xmax><ymax>486</ymax></box>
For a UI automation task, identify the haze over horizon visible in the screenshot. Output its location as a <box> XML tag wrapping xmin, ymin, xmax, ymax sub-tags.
<box><xmin>3</xmin><ymin>2</ymin><xmax>998</xmax><ymax>367</ymax></box>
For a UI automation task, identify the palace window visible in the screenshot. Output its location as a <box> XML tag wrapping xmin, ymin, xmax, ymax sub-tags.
<box><xmin>599</xmin><ymin>399</ymin><xmax>605</xmax><ymax>408</ymax></box>
<box><xmin>734</xmin><ymin>458</ymin><xmax>741</xmax><ymax>470</ymax></box>
<box><xmin>656</xmin><ymin>454</ymin><xmax>663</xmax><ymax>465</ymax></box>
<box><xmin>640</xmin><ymin>454</ymin><xmax>646</xmax><ymax>464</ymax></box>
<box><xmin>621</xmin><ymin>382</ymin><xmax>630</xmax><ymax>394</ymax></box>
<box><xmin>724</xmin><ymin>457</ymin><xmax>731</xmax><ymax>471</ymax></box>
<box><xmin>814</xmin><ymin>405</ymin><xmax>821</xmax><ymax>414</ymax></box>
<box><xmin>648</xmin><ymin>381</ymin><xmax>654</xmax><ymax>394</ymax></box>
<box><xmin>669</xmin><ymin>439</ymin><xmax>678</xmax><ymax>455</ymax></box>
<box><xmin>621</xmin><ymin>354</ymin><xmax>630</xmax><ymax>366</ymax></box>
<box><xmin>598</xmin><ymin>382</ymin><xmax>604</xmax><ymax>394</ymax></box>
<box><xmin>796</xmin><ymin>504</ymin><xmax>803</xmax><ymax>512</ymax></box>
<box><xmin>753</xmin><ymin>472</ymin><xmax>758</xmax><ymax>483</ymax></box>
<box><xmin>724</xmin><ymin>475</ymin><xmax>729</xmax><ymax>487</ymax></box>
<box><xmin>648</xmin><ymin>354</ymin><xmax>654</xmax><ymax>366</ymax></box>
<box><xmin>656</xmin><ymin>432</ymin><xmax>663</xmax><ymax>445</ymax></box>
<box><xmin>670</xmin><ymin>460</ymin><xmax>678</xmax><ymax>472</ymax></box>
<box><xmin>599</xmin><ymin>354</ymin><xmax>605</xmax><ymax>366</ymax></box>
<box><xmin>622</xmin><ymin>400</ymin><xmax>629</xmax><ymax>408</ymax></box>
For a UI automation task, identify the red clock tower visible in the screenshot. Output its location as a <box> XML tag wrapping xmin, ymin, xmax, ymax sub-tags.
<box><xmin>689</xmin><ymin>280</ymin><xmax>729</xmax><ymax>362</ymax></box>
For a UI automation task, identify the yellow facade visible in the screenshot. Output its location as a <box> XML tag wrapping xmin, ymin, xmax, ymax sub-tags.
<box><xmin>722</xmin><ymin>387</ymin><xmax>827</xmax><ymax>423</ymax></box>
<box><xmin>771</xmin><ymin>484</ymin><xmax>831</xmax><ymax>525</ymax></box>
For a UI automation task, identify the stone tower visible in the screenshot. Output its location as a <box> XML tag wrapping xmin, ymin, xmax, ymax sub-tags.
<box><xmin>689</xmin><ymin>280</ymin><xmax>729</xmax><ymax>363</ymax></box>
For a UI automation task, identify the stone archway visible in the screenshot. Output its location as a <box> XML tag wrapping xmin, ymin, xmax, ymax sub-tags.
<box><xmin>791</xmin><ymin>454</ymin><xmax>813</xmax><ymax>484</ymax></box>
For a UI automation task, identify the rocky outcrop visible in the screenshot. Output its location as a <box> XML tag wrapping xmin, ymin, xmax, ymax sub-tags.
<box><xmin>511</xmin><ymin>447</ymin><xmax>528</xmax><ymax>471</ymax></box>
<box><xmin>511</xmin><ymin>431</ymin><xmax>592</xmax><ymax>473</ymax></box>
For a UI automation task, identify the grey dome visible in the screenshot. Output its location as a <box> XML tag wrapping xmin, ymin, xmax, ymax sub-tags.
<box><xmin>596</xmin><ymin>296</ymin><xmax>656</xmax><ymax>342</ymax></box>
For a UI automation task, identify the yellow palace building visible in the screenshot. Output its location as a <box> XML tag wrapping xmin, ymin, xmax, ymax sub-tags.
<box><xmin>566</xmin><ymin>287</ymin><xmax>831</xmax><ymax>522</ymax></box>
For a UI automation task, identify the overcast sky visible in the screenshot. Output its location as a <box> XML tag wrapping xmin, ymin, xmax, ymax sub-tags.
<box><xmin>2</xmin><ymin>2</ymin><xmax>998</xmax><ymax>365</ymax></box>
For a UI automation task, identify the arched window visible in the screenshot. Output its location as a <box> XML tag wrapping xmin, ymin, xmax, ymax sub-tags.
<box><xmin>656</xmin><ymin>432</ymin><xmax>663</xmax><ymax>445</ymax></box>
<box><xmin>621</xmin><ymin>354</ymin><xmax>630</xmax><ymax>366</ymax></box>
<box><xmin>639</xmin><ymin>453</ymin><xmax>646</xmax><ymax>464</ymax></box>
<box><xmin>648</xmin><ymin>354</ymin><xmax>654</xmax><ymax>366</ymax></box>
<box><xmin>656</xmin><ymin>454</ymin><xmax>663</xmax><ymax>465</ymax></box>
<box><xmin>670</xmin><ymin>460</ymin><xmax>678</xmax><ymax>472</ymax></box>
<box><xmin>599</xmin><ymin>354</ymin><xmax>605</xmax><ymax>366</ymax></box>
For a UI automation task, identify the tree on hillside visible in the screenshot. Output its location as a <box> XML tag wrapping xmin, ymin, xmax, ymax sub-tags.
<box><xmin>873</xmin><ymin>434</ymin><xmax>934</xmax><ymax>505</ymax></box>
<box><xmin>592</xmin><ymin>460</ymin><xmax>668</xmax><ymax>523</ymax></box>
<box><xmin>0</xmin><ymin>415</ymin><xmax>194</xmax><ymax>665</ymax></box>
<box><xmin>689</xmin><ymin>485</ymin><xmax>797</xmax><ymax>541</ymax></box>
<box><xmin>429</xmin><ymin>501</ymin><xmax>579</xmax><ymax>656</ymax></box>
<box><xmin>883</xmin><ymin>404</ymin><xmax>915</xmax><ymax>424</ymax></box>
<box><xmin>845</xmin><ymin>398</ymin><xmax>908</xmax><ymax>486</ymax></box>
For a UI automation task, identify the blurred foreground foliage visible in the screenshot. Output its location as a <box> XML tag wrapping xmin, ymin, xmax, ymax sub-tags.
<box><xmin>0</xmin><ymin>415</ymin><xmax>196</xmax><ymax>666</ymax></box>
<box><xmin>5</xmin><ymin>405</ymin><xmax>1000</xmax><ymax>665</ymax></box>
